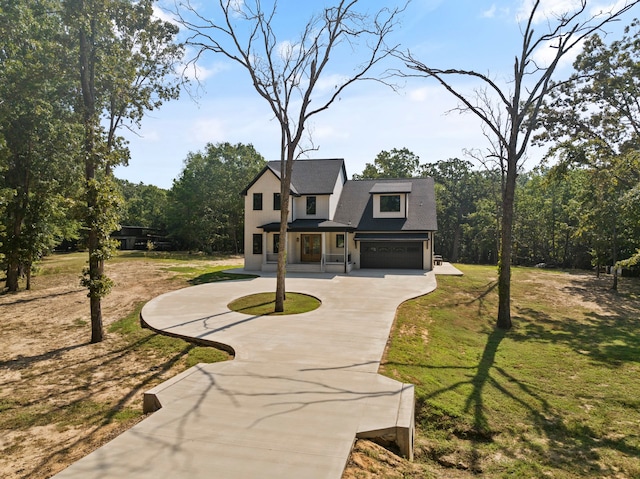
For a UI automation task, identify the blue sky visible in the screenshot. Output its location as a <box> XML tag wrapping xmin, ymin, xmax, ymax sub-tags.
<box><xmin>114</xmin><ymin>0</ymin><xmax>639</xmax><ymax>189</ymax></box>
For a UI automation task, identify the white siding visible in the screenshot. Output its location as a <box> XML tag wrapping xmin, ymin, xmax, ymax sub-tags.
<box><xmin>244</xmin><ymin>170</ymin><xmax>291</xmax><ymax>270</ymax></box>
<box><xmin>328</xmin><ymin>168</ymin><xmax>346</xmax><ymax>220</ymax></box>
<box><xmin>293</xmin><ymin>195</ymin><xmax>330</xmax><ymax>219</ymax></box>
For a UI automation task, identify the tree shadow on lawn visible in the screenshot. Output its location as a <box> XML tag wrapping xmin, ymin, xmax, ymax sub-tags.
<box><xmin>511</xmin><ymin>272</ymin><xmax>640</xmax><ymax>366</ymax></box>
<box><xmin>392</xmin><ymin>278</ymin><xmax>640</xmax><ymax>475</ymax></box>
<box><xmin>2</xmin><ymin>331</ymin><xmax>212</xmax><ymax>479</ymax></box>
<box><xmin>411</xmin><ymin>327</ymin><xmax>639</xmax><ymax>476</ymax></box>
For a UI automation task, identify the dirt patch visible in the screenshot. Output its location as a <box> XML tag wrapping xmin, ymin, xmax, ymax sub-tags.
<box><xmin>0</xmin><ymin>256</ymin><xmax>240</xmax><ymax>479</ymax></box>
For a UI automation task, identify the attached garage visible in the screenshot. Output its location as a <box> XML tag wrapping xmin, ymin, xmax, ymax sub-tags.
<box><xmin>360</xmin><ymin>241</ymin><xmax>423</xmax><ymax>269</ymax></box>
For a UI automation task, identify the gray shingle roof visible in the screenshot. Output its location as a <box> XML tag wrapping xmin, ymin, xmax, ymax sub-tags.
<box><xmin>333</xmin><ymin>178</ymin><xmax>438</xmax><ymax>232</ymax></box>
<box><xmin>267</xmin><ymin>159</ymin><xmax>346</xmax><ymax>195</ymax></box>
<box><xmin>369</xmin><ymin>182</ymin><xmax>413</xmax><ymax>194</ymax></box>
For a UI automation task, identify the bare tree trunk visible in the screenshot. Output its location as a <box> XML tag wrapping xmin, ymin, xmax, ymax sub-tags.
<box><xmin>612</xmin><ymin>223</ymin><xmax>618</xmax><ymax>291</ymax></box>
<box><xmin>5</xmin><ymin>184</ymin><xmax>27</xmax><ymax>292</ymax></box>
<box><xmin>275</xmin><ymin>179</ymin><xmax>290</xmax><ymax>313</ymax></box>
<box><xmin>6</xmin><ymin>251</ymin><xmax>20</xmax><ymax>292</ymax></box>
<box><xmin>25</xmin><ymin>262</ymin><xmax>32</xmax><ymax>291</ymax></box>
<box><xmin>451</xmin><ymin>213</ymin><xmax>462</xmax><ymax>262</ymax></box>
<box><xmin>497</xmin><ymin>156</ymin><xmax>517</xmax><ymax>330</ymax></box>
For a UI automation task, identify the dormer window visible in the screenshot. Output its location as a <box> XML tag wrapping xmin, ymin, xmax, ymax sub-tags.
<box><xmin>380</xmin><ymin>195</ymin><xmax>401</xmax><ymax>212</ymax></box>
<box><xmin>370</xmin><ymin>182</ymin><xmax>411</xmax><ymax>219</ymax></box>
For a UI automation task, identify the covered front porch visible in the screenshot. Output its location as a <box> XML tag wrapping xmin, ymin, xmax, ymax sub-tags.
<box><xmin>259</xmin><ymin>220</ymin><xmax>355</xmax><ymax>274</ymax></box>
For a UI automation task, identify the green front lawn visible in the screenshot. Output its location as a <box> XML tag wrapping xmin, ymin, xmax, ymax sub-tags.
<box><xmin>382</xmin><ymin>265</ymin><xmax>640</xmax><ymax>478</ymax></box>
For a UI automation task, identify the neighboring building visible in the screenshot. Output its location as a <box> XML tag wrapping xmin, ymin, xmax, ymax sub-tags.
<box><xmin>112</xmin><ymin>226</ymin><xmax>173</xmax><ymax>251</ymax></box>
<box><xmin>241</xmin><ymin>158</ymin><xmax>438</xmax><ymax>273</ymax></box>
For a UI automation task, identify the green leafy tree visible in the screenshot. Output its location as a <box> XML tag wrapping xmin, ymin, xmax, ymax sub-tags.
<box><xmin>422</xmin><ymin>158</ymin><xmax>486</xmax><ymax>262</ymax></box>
<box><xmin>63</xmin><ymin>0</ymin><xmax>183</xmax><ymax>342</ymax></box>
<box><xmin>353</xmin><ymin>148</ymin><xmax>421</xmax><ymax>179</ymax></box>
<box><xmin>116</xmin><ymin>179</ymin><xmax>169</xmax><ymax>230</ymax></box>
<box><xmin>0</xmin><ymin>0</ymin><xmax>83</xmax><ymax>291</ymax></box>
<box><xmin>168</xmin><ymin>142</ymin><xmax>266</xmax><ymax>254</ymax></box>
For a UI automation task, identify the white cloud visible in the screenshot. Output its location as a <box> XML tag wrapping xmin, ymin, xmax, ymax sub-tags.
<box><xmin>482</xmin><ymin>4</ymin><xmax>498</xmax><ymax>18</ymax></box>
<box><xmin>408</xmin><ymin>86</ymin><xmax>436</xmax><ymax>102</ymax></box>
<box><xmin>516</xmin><ymin>0</ymin><xmax>584</xmax><ymax>24</ymax></box>
<box><xmin>588</xmin><ymin>0</ymin><xmax>636</xmax><ymax>17</ymax></box>
<box><xmin>182</xmin><ymin>55</ymin><xmax>230</xmax><ymax>82</ymax></box>
<box><xmin>314</xmin><ymin>73</ymin><xmax>351</xmax><ymax>94</ymax></box>
<box><xmin>530</xmin><ymin>34</ymin><xmax>585</xmax><ymax>69</ymax></box>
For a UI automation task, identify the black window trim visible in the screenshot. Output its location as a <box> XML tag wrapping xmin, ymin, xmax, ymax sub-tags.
<box><xmin>253</xmin><ymin>192</ymin><xmax>263</xmax><ymax>211</ymax></box>
<box><xmin>306</xmin><ymin>196</ymin><xmax>316</xmax><ymax>215</ymax></box>
<box><xmin>380</xmin><ymin>194</ymin><xmax>401</xmax><ymax>213</ymax></box>
<box><xmin>252</xmin><ymin>233</ymin><xmax>262</xmax><ymax>255</ymax></box>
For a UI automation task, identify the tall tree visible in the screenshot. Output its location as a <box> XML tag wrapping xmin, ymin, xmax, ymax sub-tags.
<box><xmin>176</xmin><ymin>0</ymin><xmax>404</xmax><ymax>312</ymax></box>
<box><xmin>353</xmin><ymin>148</ymin><xmax>421</xmax><ymax>179</ymax></box>
<box><xmin>63</xmin><ymin>0</ymin><xmax>183</xmax><ymax>342</ymax></box>
<box><xmin>0</xmin><ymin>0</ymin><xmax>82</xmax><ymax>291</ymax></box>
<box><xmin>399</xmin><ymin>0</ymin><xmax>639</xmax><ymax>329</ymax></box>
<box><xmin>167</xmin><ymin>142</ymin><xmax>265</xmax><ymax>253</ymax></box>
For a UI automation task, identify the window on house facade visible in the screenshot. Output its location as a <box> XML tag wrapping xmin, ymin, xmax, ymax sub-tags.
<box><xmin>253</xmin><ymin>193</ymin><xmax>263</xmax><ymax>210</ymax></box>
<box><xmin>273</xmin><ymin>233</ymin><xmax>280</xmax><ymax>253</ymax></box>
<box><xmin>336</xmin><ymin>234</ymin><xmax>345</xmax><ymax>248</ymax></box>
<box><xmin>306</xmin><ymin>196</ymin><xmax>316</xmax><ymax>215</ymax></box>
<box><xmin>273</xmin><ymin>192</ymin><xmax>281</xmax><ymax>210</ymax></box>
<box><xmin>380</xmin><ymin>195</ymin><xmax>401</xmax><ymax>212</ymax></box>
<box><xmin>252</xmin><ymin>234</ymin><xmax>262</xmax><ymax>254</ymax></box>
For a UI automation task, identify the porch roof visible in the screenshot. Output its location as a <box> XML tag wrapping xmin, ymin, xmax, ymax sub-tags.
<box><xmin>260</xmin><ymin>219</ymin><xmax>356</xmax><ymax>232</ymax></box>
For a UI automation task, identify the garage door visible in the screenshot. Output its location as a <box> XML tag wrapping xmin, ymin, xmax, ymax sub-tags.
<box><xmin>360</xmin><ymin>242</ymin><xmax>423</xmax><ymax>269</ymax></box>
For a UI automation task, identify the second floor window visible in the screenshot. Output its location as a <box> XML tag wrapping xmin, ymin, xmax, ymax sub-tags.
<box><xmin>306</xmin><ymin>196</ymin><xmax>316</xmax><ymax>215</ymax></box>
<box><xmin>273</xmin><ymin>192</ymin><xmax>281</xmax><ymax>210</ymax></box>
<box><xmin>253</xmin><ymin>193</ymin><xmax>263</xmax><ymax>210</ymax></box>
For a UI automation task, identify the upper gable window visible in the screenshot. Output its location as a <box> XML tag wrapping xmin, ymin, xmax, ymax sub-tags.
<box><xmin>306</xmin><ymin>196</ymin><xmax>316</xmax><ymax>215</ymax></box>
<box><xmin>253</xmin><ymin>193</ymin><xmax>263</xmax><ymax>210</ymax></box>
<box><xmin>273</xmin><ymin>192</ymin><xmax>281</xmax><ymax>210</ymax></box>
<box><xmin>380</xmin><ymin>195</ymin><xmax>401</xmax><ymax>212</ymax></box>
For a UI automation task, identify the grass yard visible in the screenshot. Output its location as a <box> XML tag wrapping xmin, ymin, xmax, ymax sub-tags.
<box><xmin>379</xmin><ymin>265</ymin><xmax>640</xmax><ymax>478</ymax></box>
<box><xmin>228</xmin><ymin>292</ymin><xmax>321</xmax><ymax>315</ymax></box>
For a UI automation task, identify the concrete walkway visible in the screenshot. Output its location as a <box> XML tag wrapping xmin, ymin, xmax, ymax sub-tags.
<box><xmin>53</xmin><ymin>268</ymin><xmax>450</xmax><ymax>479</ymax></box>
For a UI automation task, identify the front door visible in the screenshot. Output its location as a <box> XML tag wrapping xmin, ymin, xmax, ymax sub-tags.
<box><xmin>301</xmin><ymin>234</ymin><xmax>321</xmax><ymax>262</ymax></box>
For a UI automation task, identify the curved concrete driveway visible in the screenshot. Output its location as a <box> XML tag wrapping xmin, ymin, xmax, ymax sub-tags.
<box><xmin>54</xmin><ymin>270</ymin><xmax>437</xmax><ymax>479</ymax></box>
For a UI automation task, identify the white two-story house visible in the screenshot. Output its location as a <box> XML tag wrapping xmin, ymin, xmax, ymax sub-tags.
<box><xmin>242</xmin><ymin>158</ymin><xmax>438</xmax><ymax>273</ymax></box>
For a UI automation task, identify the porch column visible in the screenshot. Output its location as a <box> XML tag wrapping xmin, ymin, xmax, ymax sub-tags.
<box><xmin>344</xmin><ymin>231</ymin><xmax>348</xmax><ymax>274</ymax></box>
<box><xmin>262</xmin><ymin>231</ymin><xmax>267</xmax><ymax>267</ymax></box>
<box><xmin>321</xmin><ymin>232</ymin><xmax>327</xmax><ymax>272</ymax></box>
